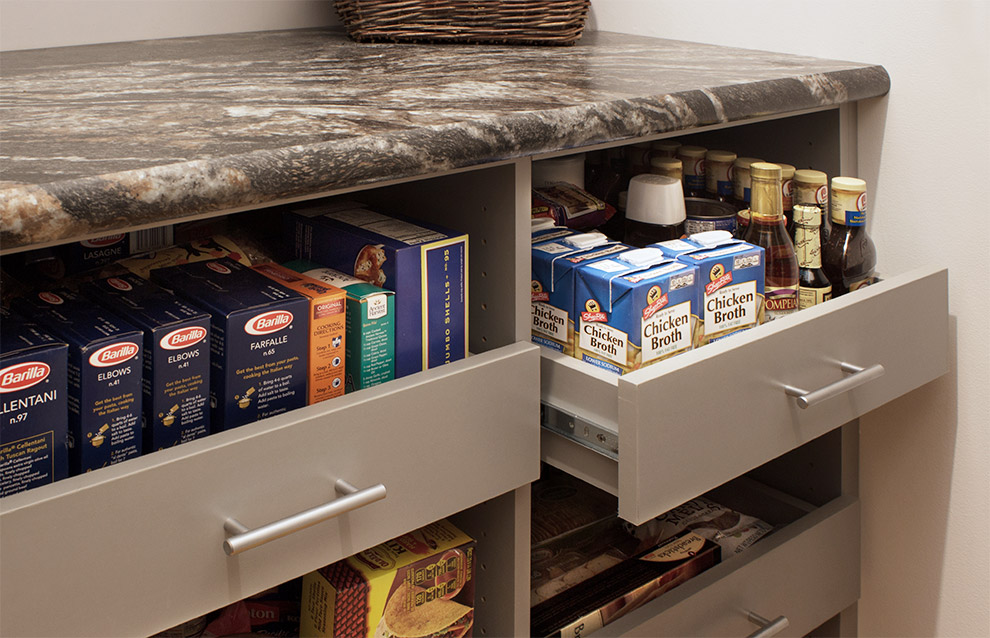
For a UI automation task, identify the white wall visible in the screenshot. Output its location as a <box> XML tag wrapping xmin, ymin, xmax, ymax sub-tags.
<box><xmin>590</xmin><ymin>1</ymin><xmax>989</xmax><ymax>636</ymax></box>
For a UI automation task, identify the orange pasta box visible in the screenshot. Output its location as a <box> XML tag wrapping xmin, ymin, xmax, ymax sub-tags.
<box><xmin>252</xmin><ymin>263</ymin><xmax>346</xmax><ymax>404</ymax></box>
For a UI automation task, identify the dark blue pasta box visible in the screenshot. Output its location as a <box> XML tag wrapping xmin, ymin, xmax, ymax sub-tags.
<box><xmin>82</xmin><ymin>274</ymin><xmax>211</xmax><ymax>452</ymax></box>
<box><xmin>531</xmin><ymin>232</ymin><xmax>631</xmax><ymax>357</ymax></box>
<box><xmin>573</xmin><ymin>248</ymin><xmax>700</xmax><ymax>375</ymax></box>
<box><xmin>151</xmin><ymin>258</ymin><xmax>308</xmax><ymax>431</ymax></box>
<box><xmin>284</xmin><ymin>204</ymin><xmax>468</xmax><ymax>379</ymax></box>
<box><xmin>11</xmin><ymin>289</ymin><xmax>143</xmax><ymax>474</ymax></box>
<box><xmin>1</xmin><ymin>308</ymin><xmax>69</xmax><ymax>496</ymax></box>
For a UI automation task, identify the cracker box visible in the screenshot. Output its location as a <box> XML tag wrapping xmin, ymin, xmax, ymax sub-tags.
<box><xmin>573</xmin><ymin>248</ymin><xmax>700</xmax><ymax>374</ymax></box>
<box><xmin>252</xmin><ymin>263</ymin><xmax>347</xmax><ymax>404</ymax></box>
<box><xmin>531</xmin><ymin>233</ymin><xmax>631</xmax><ymax>356</ymax></box>
<box><xmin>1</xmin><ymin>308</ymin><xmax>69</xmax><ymax>496</ymax></box>
<box><xmin>82</xmin><ymin>274</ymin><xmax>211</xmax><ymax>451</ymax></box>
<box><xmin>651</xmin><ymin>232</ymin><xmax>765</xmax><ymax>344</ymax></box>
<box><xmin>284</xmin><ymin>260</ymin><xmax>395</xmax><ymax>393</ymax></box>
<box><xmin>151</xmin><ymin>258</ymin><xmax>308</xmax><ymax>431</ymax></box>
<box><xmin>284</xmin><ymin>205</ymin><xmax>467</xmax><ymax>379</ymax></box>
<box><xmin>531</xmin><ymin>531</ymin><xmax>720</xmax><ymax>638</ymax></box>
<box><xmin>12</xmin><ymin>289</ymin><xmax>143</xmax><ymax>474</ymax></box>
<box><xmin>301</xmin><ymin>519</ymin><xmax>476</xmax><ymax>638</ymax></box>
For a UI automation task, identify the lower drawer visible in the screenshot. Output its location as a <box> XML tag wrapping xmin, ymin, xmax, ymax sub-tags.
<box><xmin>0</xmin><ymin>342</ymin><xmax>540</xmax><ymax>638</ymax></box>
<box><xmin>602</xmin><ymin>483</ymin><xmax>860</xmax><ymax>637</ymax></box>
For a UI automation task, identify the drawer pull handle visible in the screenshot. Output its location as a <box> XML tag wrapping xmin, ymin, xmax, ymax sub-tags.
<box><xmin>746</xmin><ymin>612</ymin><xmax>789</xmax><ymax>638</ymax></box>
<box><xmin>222</xmin><ymin>479</ymin><xmax>387</xmax><ymax>556</ymax></box>
<box><xmin>784</xmin><ymin>362</ymin><xmax>885</xmax><ymax>409</ymax></box>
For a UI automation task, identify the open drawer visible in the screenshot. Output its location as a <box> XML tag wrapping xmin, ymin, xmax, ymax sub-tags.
<box><xmin>0</xmin><ymin>342</ymin><xmax>540</xmax><ymax>638</ymax></box>
<box><xmin>602</xmin><ymin>478</ymin><xmax>860</xmax><ymax>637</ymax></box>
<box><xmin>541</xmin><ymin>265</ymin><xmax>948</xmax><ymax>524</ymax></box>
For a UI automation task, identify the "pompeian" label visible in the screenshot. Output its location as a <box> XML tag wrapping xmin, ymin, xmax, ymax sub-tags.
<box><xmin>160</xmin><ymin>326</ymin><xmax>208</xmax><ymax>350</ymax></box>
<box><xmin>88</xmin><ymin>342</ymin><xmax>140</xmax><ymax>367</ymax></box>
<box><xmin>0</xmin><ymin>362</ymin><xmax>51</xmax><ymax>393</ymax></box>
<box><xmin>245</xmin><ymin>311</ymin><xmax>293</xmax><ymax>336</ymax></box>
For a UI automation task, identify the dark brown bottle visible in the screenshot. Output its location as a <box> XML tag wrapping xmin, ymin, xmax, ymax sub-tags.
<box><xmin>743</xmin><ymin>162</ymin><xmax>799</xmax><ymax>321</ymax></box>
<box><xmin>624</xmin><ymin>174</ymin><xmax>686</xmax><ymax>246</ymax></box>
<box><xmin>793</xmin><ymin>204</ymin><xmax>832</xmax><ymax>308</ymax></box>
<box><xmin>822</xmin><ymin>177</ymin><xmax>877</xmax><ymax>296</ymax></box>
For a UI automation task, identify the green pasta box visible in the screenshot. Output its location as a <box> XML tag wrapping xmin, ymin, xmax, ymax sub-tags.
<box><xmin>284</xmin><ymin>260</ymin><xmax>395</xmax><ymax>393</ymax></box>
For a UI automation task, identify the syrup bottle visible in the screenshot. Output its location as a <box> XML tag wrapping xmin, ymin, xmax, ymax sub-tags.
<box><xmin>743</xmin><ymin>162</ymin><xmax>799</xmax><ymax>321</ymax></box>
<box><xmin>793</xmin><ymin>204</ymin><xmax>832</xmax><ymax>308</ymax></box>
<box><xmin>822</xmin><ymin>176</ymin><xmax>877</xmax><ymax>296</ymax></box>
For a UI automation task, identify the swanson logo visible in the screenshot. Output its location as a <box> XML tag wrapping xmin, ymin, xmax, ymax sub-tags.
<box><xmin>88</xmin><ymin>342</ymin><xmax>139</xmax><ymax>367</ymax></box>
<box><xmin>0</xmin><ymin>362</ymin><xmax>51</xmax><ymax>393</ymax></box>
<box><xmin>160</xmin><ymin>326</ymin><xmax>207</xmax><ymax>350</ymax></box>
<box><xmin>245</xmin><ymin>311</ymin><xmax>293</xmax><ymax>336</ymax></box>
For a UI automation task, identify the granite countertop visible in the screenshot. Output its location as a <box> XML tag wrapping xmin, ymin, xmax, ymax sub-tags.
<box><xmin>0</xmin><ymin>29</ymin><xmax>888</xmax><ymax>251</ymax></box>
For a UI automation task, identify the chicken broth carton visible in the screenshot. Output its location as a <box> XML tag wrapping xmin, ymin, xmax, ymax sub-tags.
<box><xmin>574</xmin><ymin>248</ymin><xmax>700</xmax><ymax>375</ymax></box>
<box><xmin>1</xmin><ymin>308</ymin><xmax>69</xmax><ymax>496</ymax></box>
<box><xmin>285</xmin><ymin>204</ymin><xmax>467</xmax><ymax>379</ymax></box>
<box><xmin>151</xmin><ymin>258</ymin><xmax>308</xmax><ymax>431</ymax></box>
<box><xmin>651</xmin><ymin>232</ymin><xmax>765</xmax><ymax>344</ymax></box>
<box><xmin>82</xmin><ymin>274</ymin><xmax>211</xmax><ymax>451</ymax></box>
<box><xmin>12</xmin><ymin>289</ymin><xmax>143</xmax><ymax>474</ymax></box>
<box><xmin>531</xmin><ymin>233</ymin><xmax>630</xmax><ymax>356</ymax></box>
<box><xmin>252</xmin><ymin>263</ymin><xmax>347</xmax><ymax>404</ymax></box>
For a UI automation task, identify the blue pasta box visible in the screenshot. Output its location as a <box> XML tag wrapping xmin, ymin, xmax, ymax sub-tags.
<box><xmin>531</xmin><ymin>232</ymin><xmax>631</xmax><ymax>356</ymax></box>
<box><xmin>82</xmin><ymin>274</ymin><xmax>211</xmax><ymax>452</ymax></box>
<box><xmin>573</xmin><ymin>248</ymin><xmax>700</xmax><ymax>375</ymax></box>
<box><xmin>284</xmin><ymin>204</ymin><xmax>468</xmax><ymax>379</ymax></box>
<box><xmin>1</xmin><ymin>307</ymin><xmax>69</xmax><ymax>496</ymax></box>
<box><xmin>11</xmin><ymin>289</ymin><xmax>144</xmax><ymax>474</ymax></box>
<box><xmin>651</xmin><ymin>231</ymin><xmax>765</xmax><ymax>344</ymax></box>
<box><xmin>151</xmin><ymin>258</ymin><xmax>308</xmax><ymax>431</ymax></box>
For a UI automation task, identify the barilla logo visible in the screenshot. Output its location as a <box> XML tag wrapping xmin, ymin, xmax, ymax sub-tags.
<box><xmin>207</xmin><ymin>261</ymin><xmax>232</xmax><ymax>275</ymax></box>
<box><xmin>160</xmin><ymin>326</ymin><xmax>207</xmax><ymax>350</ymax></box>
<box><xmin>706</xmin><ymin>270</ymin><xmax>733</xmax><ymax>296</ymax></box>
<box><xmin>88</xmin><ymin>342</ymin><xmax>139</xmax><ymax>367</ymax></box>
<box><xmin>0</xmin><ymin>362</ymin><xmax>51</xmax><ymax>393</ymax></box>
<box><xmin>80</xmin><ymin>234</ymin><xmax>125</xmax><ymax>248</ymax></box>
<box><xmin>107</xmin><ymin>277</ymin><xmax>133</xmax><ymax>292</ymax></box>
<box><xmin>245</xmin><ymin>311</ymin><xmax>293</xmax><ymax>336</ymax></box>
<box><xmin>38</xmin><ymin>291</ymin><xmax>64</xmax><ymax>305</ymax></box>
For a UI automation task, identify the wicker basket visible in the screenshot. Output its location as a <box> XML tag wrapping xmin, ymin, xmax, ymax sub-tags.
<box><xmin>335</xmin><ymin>0</ymin><xmax>591</xmax><ymax>46</ymax></box>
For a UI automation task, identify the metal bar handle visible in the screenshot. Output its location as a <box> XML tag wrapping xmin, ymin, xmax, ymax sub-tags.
<box><xmin>223</xmin><ymin>479</ymin><xmax>386</xmax><ymax>556</ymax></box>
<box><xmin>784</xmin><ymin>362</ymin><xmax>885</xmax><ymax>409</ymax></box>
<box><xmin>746</xmin><ymin>612</ymin><xmax>789</xmax><ymax>638</ymax></box>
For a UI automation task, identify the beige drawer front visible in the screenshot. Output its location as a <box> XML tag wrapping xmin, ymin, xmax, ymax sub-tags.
<box><xmin>606</xmin><ymin>495</ymin><xmax>860</xmax><ymax>637</ymax></box>
<box><xmin>542</xmin><ymin>266</ymin><xmax>948</xmax><ymax>523</ymax></box>
<box><xmin>0</xmin><ymin>343</ymin><xmax>540</xmax><ymax>638</ymax></box>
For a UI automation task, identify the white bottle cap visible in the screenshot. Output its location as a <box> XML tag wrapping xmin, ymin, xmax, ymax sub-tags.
<box><xmin>617</xmin><ymin>247</ymin><xmax>667</xmax><ymax>267</ymax></box>
<box><xmin>832</xmin><ymin>176</ymin><xmax>867</xmax><ymax>192</ymax></box>
<box><xmin>776</xmin><ymin>163</ymin><xmax>796</xmax><ymax>179</ymax></box>
<box><xmin>626</xmin><ymin>174</ymin><xmax>686</xmax><ymax>225</ymax></box>
<box><xmin>794</xmin><ymin>169</ymin><xmax>828</xmax><ymax>185</ymax></box>
<box><xmin>533</xmin><ymin>153</ymin><xmax>586</xmax><ymax>189</ymax></box>
<box><xmin>689</xmin><ymin>230</ymin><xmax>735</xmax><ymax>248</ymax></box>
<box><xmin>531</xmin><ymin>217</ymin><xmax>557</xmax><ymax>232</ymax></box>
<box><xmin>677</xmin><ymin>145</ymin><xmax>707</xmax><ymax>159</ymax></box>
<box><xmin>562</xmin><ymin>231</ymin><xmax>610</xmax><ymax>249</ymax></box>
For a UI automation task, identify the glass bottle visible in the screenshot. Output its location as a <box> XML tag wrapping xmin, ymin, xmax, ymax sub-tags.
<box><xmin>624</xmin><ymin>174</ymin><xmax>686</xmax><ymax>246</ymax></box>
<box><xmin>649</xmin><ymin>156</ymin><xmax>683</xmax><ymax>182</ymax></box>
<box><xmin>822</xmin><ymin>177</ymin><xmax>877</xmax><ymax>297</ymax></box>
<box><xmin>743</xmin><ymin>162</ymin><xmax>799</xmax><ymax>321</ymax></box>
<box><xmin>705</xmin><ymin>150</ymin><xmax>737</xmax><ymax>203</ymax></box>
<box><xmin>651</xmin><ymin>139</ymin><xmax>681</xmax><ymax>159</ymax></box>
<box><xmin>792</xmin><ymin>168</ymin><xmax>831</xmax><ymax>245</ymax></box>
<box><xmin>793</xmin><ymin>204</ymin><xmax>832</xmax><ymax>308</ymax></box>
<box><xmin>676</xmin><ymin>145</ymin><xmax>707</xmax><ymax>198</ymax></box>
<box><xmin>731</xmin><ymin>156</ymin><xmax>763</xmax><ymax>237</ymax></box>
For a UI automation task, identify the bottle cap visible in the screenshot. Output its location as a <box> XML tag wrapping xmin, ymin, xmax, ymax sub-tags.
<box><xmin>690</xmin><ymin>230</ymin><xmax>735</xmax><ymax>248</ymax></box>
<box><xmin>649</xmin><ymin>156</ymin><xmax>682</xmax><ymax>170</ymax></box>
<box><xmin>832</xmin><ymin>176</ymin><xmax>867</xmax><ymax>192</ymax></box>
<box><xmin>792</xmin><ymin>204</ymin><xmax>821</xmax><ymax>226</ymax></box>
<box><xmin>750</xmin><ymin>162</ymin><xmax>783</xmax><ymax>180</ymax></box>
<box><xmin>533</xmin><ymin>153</ymin><xmax>586</xmax><ymax>189</ymax></box>
<box><xmin>706</xmin><ymin>150</ymin><xmax>737</xmax><ymax>163</ymax></box>
<box><xmin>677</xmin><ymin>145</ymin><xmax>707</xmax><ymax>159</ymax></box>
<box><xmin>776</xmin><ymin>163</ymin><xmax>796</xmax><ymax>179</ymax></box>
<box><xmin>626</xmin><ymin>174</ymin><xmax>686</xmax><ymax>225</ymax></box>
<box><xmin>652</xmin><ymin>139</ymin><xmax>682</xmax><ymax>155</ymax></box>
<box><xmin>531</xmin><ymin>217</ymin><xmax>557</xmax><ymax>232</ymax></box>
<box><xmin>617</xmin><ymin>247</ymin><xmax>667</xmax><ymax>267</ymax></box>
<box><xmin>562</xmin><ymin>231</ymin><xmax>609</xmax><ymax>250</ymax></box>
<box><xmin>733</xmin><ymin>157</ymin><xmax>763</xmax><ymax>170</ymax></box>
<box><xmin>794</xmin><ymin>169</ymin><xmax>827</xmax><ymax>185</ymax></box>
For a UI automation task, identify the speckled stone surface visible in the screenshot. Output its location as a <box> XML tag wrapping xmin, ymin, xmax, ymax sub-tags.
<box><xmin>0</xmin><ymin>29</ymin><xmax>888</xmax><ymax>250</ymax></box>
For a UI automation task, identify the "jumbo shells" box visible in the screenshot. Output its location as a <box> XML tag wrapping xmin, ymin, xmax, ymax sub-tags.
<box><xmin>301</xmin><ymin>519</ymin><xmax>476</xmax><ymax>638</ymax></box>
<box><xmin>151</xmin><ymin>258</ymin><xmax>308</xmax><ymax>431</ymax></box>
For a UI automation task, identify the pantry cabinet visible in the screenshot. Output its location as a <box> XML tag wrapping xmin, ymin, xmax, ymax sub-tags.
<box><xmin>0</xmin><ymin>29</ymin><xmax>946</xmax><ymax>638</ymax></box>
